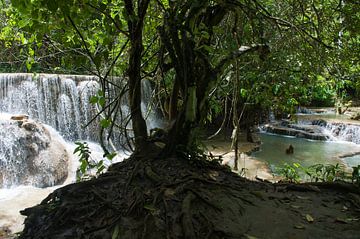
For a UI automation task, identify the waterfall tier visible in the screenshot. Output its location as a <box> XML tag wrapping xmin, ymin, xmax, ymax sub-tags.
<box><xmin>317</xmin><ymin>121</ymin><xmax>360</xmax><ymax>144</ymax></box>
<box><xmin>263</xmin><ymin>118</ymin><xmax>360</xmax><ymax>145</ymax></box>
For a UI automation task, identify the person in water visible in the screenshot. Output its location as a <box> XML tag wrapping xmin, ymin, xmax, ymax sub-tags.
<box><xmin>286</xmin><ymin>144</ymin><xmax>294</xmax><ymax>154</ymax></box>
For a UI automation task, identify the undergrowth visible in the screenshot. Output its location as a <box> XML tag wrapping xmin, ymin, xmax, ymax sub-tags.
<box><xmin>277</xmin><ymin>162</ymin><xmax>360</xmax><ymax>185</ymax></box>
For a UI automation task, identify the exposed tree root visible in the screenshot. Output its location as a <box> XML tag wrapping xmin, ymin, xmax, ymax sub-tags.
<box><xmin>19</xmin><ymin>153</ymin><xmax>360</xmax><ymax>239</ymax></box>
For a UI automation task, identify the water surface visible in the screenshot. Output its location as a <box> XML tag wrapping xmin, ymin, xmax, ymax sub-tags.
<box><xmin>252</xmin><ymin>133</ymin><xmax>360</xmax><ymax>172</ymax></box>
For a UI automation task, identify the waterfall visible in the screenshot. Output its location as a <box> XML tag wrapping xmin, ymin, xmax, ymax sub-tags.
<box><xmin>0</xmin><ymin>73</ymin><xmax>162</xmax><ymax>186</ymax></box>
<box><xmin>0</xmin><ymin>73</ymin><xmax>162</xmax><ymax>143</ymax></box>
<box><xmin>321</xmin><ymin>122</ymin><xmax>360</xmax><ymax>144</ymax></box>
<box><xmin>0</xmin><ymin>73</ymin><xmax>100</xmax><ymax>141</ymax></box>
<box><xmin>0</xmin><ymin>73</ymin><xmax>164</xmax><ymax>232</ymax></box>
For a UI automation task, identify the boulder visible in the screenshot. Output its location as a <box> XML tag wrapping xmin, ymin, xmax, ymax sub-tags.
<box><xmin>0</xmin><ymin>116</ymin><xmax>69</xmax><ymax>188</ymax></box>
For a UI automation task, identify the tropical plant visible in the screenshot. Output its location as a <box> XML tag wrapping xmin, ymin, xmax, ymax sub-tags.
<box><xmin>73</xmin><ymin>141</ymin><xmax>115</xmax><ymax>181</ymax></box>
<box><xmin>277</xmin><ymin>163</ymin><xmax>302</xmax><ymax>183</ymax></box>
<box><xmin>7</xmin><ymin>0</ymin><xmax>360</xmax><ymax>155</ymax></box>
<box><xmin>305</xmin><ymin>163</ymin><xmax>346</xmax><ymax>182</ymax></box>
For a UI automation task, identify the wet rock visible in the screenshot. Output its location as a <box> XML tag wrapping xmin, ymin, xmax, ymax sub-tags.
<box><xmin>350</xmin><ymin>113</ymin><xmax>360</xmax><ymax>120</ymax></box>
<box><xmin>10</xmin><ymin>114</ymin><xmax>29</xmax><ymax>121</ymax></box>
<box><xmin>312</xmin><ymin>119</ymin><xmax>327</xmax><ymax>127</ymax></box>
<box><xmin>0</xmin><ymin>118</ymin><xmax>69</xmax><ymax>188</ymax></box>
<box><xmin>263</xmin><ymin>122</ymin><xmax>328</xmax><ymax>141</ymax></box>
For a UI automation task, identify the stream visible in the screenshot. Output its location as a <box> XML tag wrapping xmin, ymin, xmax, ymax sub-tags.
<box><xmin>252</xmin><ymin>133</ymin><xmax>360</xmax><ymax>173</ymax></box>
<box><xmin>252</xmin><ymin>109</ymin><xmax>360</xmax><ymax>176</ymax></box>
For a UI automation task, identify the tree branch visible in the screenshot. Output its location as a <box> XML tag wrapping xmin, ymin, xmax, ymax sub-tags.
<box><xmin>214</xmin><ymin>44</ymin><xmax>268</xmax><ymax>73</ymax></box>
<box><xmin>67</xmin><ymin>15</ymin><xmax>101</xmax><ymax>76</ymax></box>
<box><xmin>86</xmin><ymin>3</ymin><xmax>129</xmax><ymax>37</ymax></box>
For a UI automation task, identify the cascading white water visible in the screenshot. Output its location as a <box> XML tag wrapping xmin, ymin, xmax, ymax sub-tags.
<box><xmin>0</xmin><ymin>73</ymin><xmax>161</xmax><ymax>233</ymax></box>
<box><xmin>0</xmin><ymin>73</ymin><xmax>162</xmax><ymax>143</ymax></box>
<box><xmin>0</xmin><ymin>113</ymin><xmax>70</xmax><ymax>188</ymax></box>
<box><xmin>0</xmin><ymin>73</ymin><xmax>100</xmax><ymax>142</ymax></box>
<box><xmin>322</xmin><ymin>122</ymin><xmax>360</xmax><ymax>144</ymax></box>
<box><xmin>0</xmin><ymin>73</ymin><xmax>163</xmax><ymax>187</ymax></box>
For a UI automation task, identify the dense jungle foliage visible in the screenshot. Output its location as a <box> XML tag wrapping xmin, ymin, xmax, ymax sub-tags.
<box><xmin>1</xmin><ymin>1</ymin><xmax>359</xmax><ymax>144</ymax></box>
<box><xmin>1</xmin><ymin>1</ymin><xmax>359</xmax><ymax>238</ymax></box>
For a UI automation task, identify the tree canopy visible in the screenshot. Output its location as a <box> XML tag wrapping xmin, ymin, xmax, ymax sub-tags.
<box><xmin>3</xmin><ymin>1</ymin><xmax>360</xmax><ymax>238</ymax></box>
<box><xmin>1</xmin><ymin>0</ymin><xmax>359</xmax><ymax>153</ymax></box>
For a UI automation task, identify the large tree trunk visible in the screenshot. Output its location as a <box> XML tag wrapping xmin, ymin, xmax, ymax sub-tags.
<box><xmin>128</xmin><ymin>37</ymin><xmax>148</xmax><ymax>151</ymax></box>
<box><xmin>125</xmin><ymin>0</ymin><xmax>150</xmax><ymax>152</ymax></box>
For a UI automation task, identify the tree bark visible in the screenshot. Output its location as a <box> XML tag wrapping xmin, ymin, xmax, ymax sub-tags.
<box><xmin>124</xmin><ymin>0</ymin><xmax>150</xmax><ymax>151</ymax></box>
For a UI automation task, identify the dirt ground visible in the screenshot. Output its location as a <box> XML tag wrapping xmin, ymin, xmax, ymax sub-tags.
<box><xmin>14</xmin><ymin>141</ymin><xmax>359</xmax><ymax>239</ymax></box>
<box><xmin>3</xmin><ymin>129</ymin><xmax>360</xmax><ymax>238</ymax></box>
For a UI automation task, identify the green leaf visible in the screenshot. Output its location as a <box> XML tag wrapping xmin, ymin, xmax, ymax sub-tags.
<box><xmin>46</xmin><ymin>1</ymin><xmax>58</xmax><ymax>12</ymax></box>
<box><xmin>73</xmin><ymin>147</ymin><xmax>81</xmax><ymax>154</ymax></box>
<box><xmin>106</xmin><ymin>152</ymin><xmax>117</xmax><ymax>160</ymax></box>
<box><xmin>89</xmin><ymin>96</ymin><xmax>98</xmax><ymax>104</ymax></box>
<box><xmin>97</xmin><ymin>90</ymin><xmax>104</xmax><ymax>97</ymax></box>
<box><xmin>100</xmin><ymin>119</ymin><xmax>111</xmax><ymax>128</ymax></box>
<box><xmin>112</xmin><ymin>225</ymin><xmax>120</xmax><ymax>239</ymax></box>
<box><xmin>80</xmin><ymin>160</ymin><xmax>88</xmax><ymax>174</ymax></box>
<box><xmin>97</xmin><ymin>165</ymin><xmax>105</xmax><ymax>174</ymax></box>
<box><xmin>26</xmin><ymin>62</ymin><xmax>31</xmax><ymax>71</ymax></box>
<box><xmin>98</xmin><ymin>97</ymin><xmax>106</xmax><ymax>107</ymax></box>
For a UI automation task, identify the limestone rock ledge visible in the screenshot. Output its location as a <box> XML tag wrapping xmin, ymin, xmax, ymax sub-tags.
<box><xmin>0</xmin><ymin>114</ymin><xmax>69</xmax><ymax>188</ymax></box>
<box><xmin>262</xmin><ymin>120</ymin><xmax>328</xmax><ymax>141</ymax></box>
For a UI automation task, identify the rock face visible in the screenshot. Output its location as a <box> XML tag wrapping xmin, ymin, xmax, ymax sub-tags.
<box><xmin>0</xmin><ymin>115</ymin><xmax>69</xmax><ymax>188</ymax></box>
<box><xmin>262</xmin><ymin>120</ymin><xmax>328</xmax><ymax>141</ymax></box>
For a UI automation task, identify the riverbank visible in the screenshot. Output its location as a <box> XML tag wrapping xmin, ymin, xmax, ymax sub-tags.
<box><xmin>204</xmin><ymin>130</ymin><xmax>276</xmax><ymax>182</ymax></box>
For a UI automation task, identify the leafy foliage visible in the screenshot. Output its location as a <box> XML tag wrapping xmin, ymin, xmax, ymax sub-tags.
<box><xmin>4</xmin><ymin>0</ymin><xmax>360</xmax><ymax>154</ymax></box>
<box><xmin>276</xmin><ymin>162</ymin><xmax>360</xmax><ymax>184</ymax></box>
<box><xmin>73</xmin><ymin>141</ymin><xmax>115</xmax><ymax>181</ymax></box>
<box><xmin>304</xmin><ymin>163</ymin><xmax>346</xmax><ymax>182</ymax></box>
<box><xmin>276</xmin><ymin>163</ymin><xmax>302</xmax><ymax>183</ymax></box>
<box><xmin>352</xmin><ymin>165</ymin><xmax>360</xmax><ymax>185</ymax></box>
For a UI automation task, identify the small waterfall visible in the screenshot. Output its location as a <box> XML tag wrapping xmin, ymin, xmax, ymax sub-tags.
<box><xmin>321</xmin><ymin>122</ymin><xmax>360</xmax><ymax>144</ymax></box>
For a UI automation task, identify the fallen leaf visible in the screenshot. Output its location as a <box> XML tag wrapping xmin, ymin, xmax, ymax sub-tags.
<box><xmin>164</xmin><ymin>188</ymin><xmax>176</xmax><ymax>197</ymax></box>
<box><xmin>251</xmin><ymin>191</ymin><xmax>265</xmax><ymax>200</ymax></box>
<box><xmin>305</xmin><ymin>214</ymin><xmax>314</xmax><ymax>223</ymax></box>
<box><xmin>294</xmin><ymin>224</ymin><xmax>305</xmax><ymax>229</ymax></box>
<box><xmin>244</xmin><ymin>234</ymin><xmax>259</xmax><ymax>239</ymax></box>
<box><xmin>112</xmin><ymin>225</ymin><xmax>120</xmax><ymax>239</ymax></box>
<box><xmin>296</xmin><ymin>195</ymin><xmax>311</xmax><ymax>200</ymax></box>
<box><xmin>143</xmin><ymin>204</ymin><xmax>156</xmax><ymax>212</ymax></box>
<box><xmin>209</xmin><ymin>171</ymin><xmax>219</xmax><ymax>180</ymax></box>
